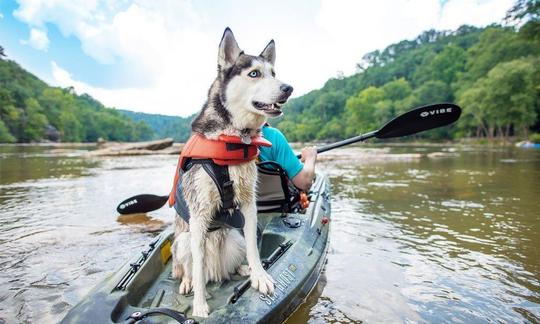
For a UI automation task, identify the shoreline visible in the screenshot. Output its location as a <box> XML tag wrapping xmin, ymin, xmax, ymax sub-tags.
<box><xmin>0</xmin><ymin>140</ymin><xmax>530</xmax><ymax>148</ymax></box>
<box><xmin>0</xmin><ymin>142</ymin><xmax>96</xmax><ymax>147</ymax></box>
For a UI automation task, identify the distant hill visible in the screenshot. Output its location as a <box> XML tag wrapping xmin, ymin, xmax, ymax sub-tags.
<box><xmin>273</xmin><ymin>22</ymin><xmax>540</xmax><ymax>142</ymax></box>
<box><xmin>0</xmin><ymin>45</ymin><xmax>194</xmax><ymax>143</ymax></box>
<box><xmin>2</xmin><ymin>0</ymin><xmax>538</xmax><ymax>144</ymax></box>
<box><xmin>0</xmin><ymin>54</ymin><xmax>154</xmax><ymax>143</ymax></box>
<box><xmin>118</xmin><ymin>110</ymin><xmax>194</xmax><ymax>142</ymax></box>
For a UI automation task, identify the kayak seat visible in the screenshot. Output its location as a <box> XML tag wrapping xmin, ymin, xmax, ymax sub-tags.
<box><xmin>256</xmin><ymin>161</ymin><xmax>301</xmax><ymax>213</ymax></box>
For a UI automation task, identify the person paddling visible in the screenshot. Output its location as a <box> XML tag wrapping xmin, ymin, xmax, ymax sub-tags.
<box><xmin>258</xmin><ymin>124</ymin><xmax>317</xmax><ymax>191</ymax></box>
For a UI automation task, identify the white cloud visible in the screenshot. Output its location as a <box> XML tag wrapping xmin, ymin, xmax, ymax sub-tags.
<box><xmin>315</xmin><ymin>0</ymin><xmax>442</xmax><ymax>74</ymax></box>
<box><xmin>21</xmin><ymin>28</ymin><xmax>49</xmax><ymax>51</ymax></box>
<box><xmin>314</xmin><ymin>0</ymin><xmax>512</xmax><ymax>75</ymax></box>
<box><xmin>17</xmin><ymin>0</ymin><xmax>218</xmax><ymax>116</ymax></box>
<box><xmin>51</xmin><ymin>59</ymin><xmax>211</xmax><ymax>118</ymax></box>
<box><xmin>438</xmin><ymin>0</ymin><xmax>515</xmax><ymax>30</ymax></box>
<box><xmin>14</xmin><ymin>0</ymin><xmax>513</xmax><ymax>116</ymax></box>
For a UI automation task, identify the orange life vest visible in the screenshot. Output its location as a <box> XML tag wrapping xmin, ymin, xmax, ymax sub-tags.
<box><xmin>168</xmin><ymin>133</ymin><xmax>272</xmax><ymax>207</ymax></box>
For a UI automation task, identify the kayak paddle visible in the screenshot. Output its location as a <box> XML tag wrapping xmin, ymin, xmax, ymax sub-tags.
<box><xmin>117</xmin><ymin>194</ymin><xmax>169</xmax><ymax>214</ymax></box>
<box><xmin>116</xmin><ymin>102</ymin><xmax>462</xmax><ymax>214</ymax></box>
<box><xmin>297</xmin><ymin>102</ymin><xmax>461</xmax><ymax>157</ymax></box>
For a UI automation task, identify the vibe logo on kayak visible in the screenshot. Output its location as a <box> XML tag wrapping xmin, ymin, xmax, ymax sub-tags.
<box><xmin>420</xmin><ymin>107</ymin><xmax>453</xmax><ymax>117</ymax></box>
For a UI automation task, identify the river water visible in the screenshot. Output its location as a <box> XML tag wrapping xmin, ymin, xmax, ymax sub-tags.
<box><xmin>0</xmin><ymin>144</ymin><xmax>539</xmax><ymax>323</ymax></box>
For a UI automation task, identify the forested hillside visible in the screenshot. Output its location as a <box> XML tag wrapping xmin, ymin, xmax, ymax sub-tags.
<box><xmin>274</xmin><ymin>6</ymin><xmax>540</xmax><ymax>142</ymax></box>
<box><xmin>1</xmin><ymin>2</ymin><xmax>538</xmax><ymax>144</ymax></box>
<box><xmin>118</xmin><ymin>110</ymin><xmax>194</xmax><ymax>142</ymax></box>
<box><xmin>0</xmin><ymin>54</ymin><xmax>154</xmax><ymax>143</ymax></box>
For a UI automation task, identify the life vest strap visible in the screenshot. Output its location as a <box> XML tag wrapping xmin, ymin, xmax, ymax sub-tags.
<box><xmin>169</xmin><ymin>133</ymin><xmax>271</xmax><ymax>209</ymax></box>
<box><xmin>200</xmin><ymin>162</ymin><xmax>235</xmax><ymax>210</ymax></box>
<box><xmin>174</xmin><ymin>159</ymin><xmax>245</xmax><ymax>230</ymax></box>
<box><xmin>225</xmin><ymin>143</ymin><xmax>250</xmax><ymax>159</ymax></box>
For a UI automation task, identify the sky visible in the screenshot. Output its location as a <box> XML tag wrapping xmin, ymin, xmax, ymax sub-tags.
<box><xmin>0</xmin><ymin>0</ymin><xmax>515</xmax><ymax>117</ymax></box>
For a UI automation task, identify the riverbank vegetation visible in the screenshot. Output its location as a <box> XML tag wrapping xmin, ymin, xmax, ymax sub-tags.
<box><xmin>274</xmin><ymin>2</ymin><xmax>540</xmax><ymax>142</ymax></box>
<box><xmin>0</xmin><ymin>52</ymin><xmax>154</xmax><ymax>143</ymax></box>
<box><xmin>117</xmin><ymin>110</ymin><xmax>193</xmax><ymax>142</ymax></box>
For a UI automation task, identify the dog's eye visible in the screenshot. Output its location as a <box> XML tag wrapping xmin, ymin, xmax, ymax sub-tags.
<box><xmin>248</xmin><ymin>70</ymin><xmax>260</xmax><ymax>78</ymax></box>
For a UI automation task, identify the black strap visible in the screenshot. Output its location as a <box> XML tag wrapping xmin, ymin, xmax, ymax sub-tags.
<box><xmin>201</xmin><ymin>163</ymin><xmax>235</xmax><ymax>210</ymax></box>
<box><xmin>256</xmin><ymin>199</ymin><xmax>288</xmax><ymax>206</ymax></box>
<box><xmin>225</xmin><ymin>142</ymin><xmax>250</xmax><ymax>159</ymax></box>
<box><xmin>256</xmin><ymin>161</ymin><xmax>301</xmax><ymax>213</ymax></box>
<box><xmin>125</xmin><ymin>308</ymin><xmax>196</xmax><ymax>324</ymax></box>
<box><xmin>177</xmin><ymin>159</ymin><xmax>244</xmax><ymax>230</ymax></box>
<box><xmin>184</xmin><ymin>159</ymin><xmax>235</xmax><ymax>210</ymax></box>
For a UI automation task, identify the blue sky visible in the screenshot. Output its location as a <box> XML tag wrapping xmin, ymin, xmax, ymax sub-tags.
<box><xmin>0</xmin><ymin>0</ymin><xmax>514</xmax><ymax>117</ymax></box>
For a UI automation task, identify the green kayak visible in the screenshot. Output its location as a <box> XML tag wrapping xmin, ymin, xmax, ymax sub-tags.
<box><xmin>61</xmin><ymin>172</ymin><xmax>331</xmax><ymax>323</ymax></box>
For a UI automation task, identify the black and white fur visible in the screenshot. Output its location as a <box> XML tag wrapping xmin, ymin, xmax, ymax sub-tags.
<box><xmin>171</xmin><ymin>28</ymin><xmax>293</xmax><ymax>318</ymax></box>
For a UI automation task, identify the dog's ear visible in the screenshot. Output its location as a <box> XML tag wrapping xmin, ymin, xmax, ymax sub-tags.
<box><xmin>259</xmin><ymin>40</ymin><xmax>275</xmax><ymax>65</ymax></box>
<box><xmin>218</xmin><ymin>27</ymin><xmax>242</xmax><ymax>69</ymax></box>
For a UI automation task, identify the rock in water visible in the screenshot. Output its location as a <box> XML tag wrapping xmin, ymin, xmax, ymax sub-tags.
<box><xmin>87</xmin><ymin>138</ymin><xmax>175</xmax><ymax>157</ymax></box>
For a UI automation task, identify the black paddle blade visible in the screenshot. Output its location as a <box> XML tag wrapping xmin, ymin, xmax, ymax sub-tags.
<box><xmin>376</xmin><ymin>103</ymin><xmax>462</xmax><ymax>139</ymax></box>
<box><xmin>116</xmin><ymin>194</ymin><xmax>169</xmax><ymax>214</ymax></box>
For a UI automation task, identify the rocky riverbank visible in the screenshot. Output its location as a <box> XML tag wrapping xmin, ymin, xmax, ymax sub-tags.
<box><xmin>86</xmin><ymin>138</ymin><xmax>183</xmax><ymax>157</ymax></box>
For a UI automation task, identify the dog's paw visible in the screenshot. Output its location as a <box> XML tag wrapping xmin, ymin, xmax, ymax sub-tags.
<box><xmin>171</xmin><ymin>263</ymin><xmax>182</xmax><ymax>279</ymax></box>
<box><xmin>179</xmin><ymin>278</ymin><xmax>192</xmax><ymax>295</ymax></box>
<box><xmin>191</xmin><ymin>300</ymin><xmax>209</xmax><ymax>318</ymax></box>
<box><xmin>237</xmin><ymin>265</ymin><xmax>251</xmax><ymax>277</ymax></box>
<box><xmin>250</xmin><ymin>269</ymin><xmax>274</xmax><ymax>295</ymax></box>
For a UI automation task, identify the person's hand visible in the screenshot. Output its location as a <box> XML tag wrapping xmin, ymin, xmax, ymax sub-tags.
<box><xmin>300</xmin><ymin>146</ymin><xmax>317</xmax><ymax>162</ymax></box>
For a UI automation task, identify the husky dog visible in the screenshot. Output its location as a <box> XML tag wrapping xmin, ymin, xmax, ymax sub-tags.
<box><xmin>171</xmin><ymin>28</ymin><xmax>293</xmax><ymax>317</ymax></box>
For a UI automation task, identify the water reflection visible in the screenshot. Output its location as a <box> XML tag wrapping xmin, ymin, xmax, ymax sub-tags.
<box><xmin>0</xmin><ymin>145</ymin><xmax>174</xmax><ymax>323</ymax></box>
<box><xmin>116</xmin><ymin>213</ymin><xmax>167</xmax><ymax>233</ymax></box>
<box><xmin>1</xmin><ymin>145</ymin><xmax>539</xmax><ymax>323</ymax></box>
<box><xmin>287</xmin><ymin>145</ymin><xmax>540</xmax><ymax>323</ymax></box>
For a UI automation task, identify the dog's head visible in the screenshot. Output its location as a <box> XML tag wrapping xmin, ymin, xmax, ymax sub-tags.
<box><xmin>217</xmin><ymin>28</ymin><xmax>293</xmax><ymax>118</ymax></box>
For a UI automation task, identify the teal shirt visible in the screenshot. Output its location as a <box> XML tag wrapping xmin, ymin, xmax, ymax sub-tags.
<box><xmin>259</xmin><ymin>126</ymin><xmax>304</xmax><ymax>179</ymax></box>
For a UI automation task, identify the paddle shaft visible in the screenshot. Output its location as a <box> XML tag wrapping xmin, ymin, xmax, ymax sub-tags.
<box><xmin>296</xmin><ymin>130</ymin><xmax>378</xmax><ymax>158</ymax></box>
<box><xmin>296</xmin><ymin>103</ymin><xmax>461</xmax><ymax>158</ymax></box>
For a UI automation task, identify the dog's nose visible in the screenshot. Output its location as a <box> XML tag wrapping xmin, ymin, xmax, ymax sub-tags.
<box><xmin>280</xmin><ymin>84</ymin><xmax>293</xmax><ymax>95</ymax></box>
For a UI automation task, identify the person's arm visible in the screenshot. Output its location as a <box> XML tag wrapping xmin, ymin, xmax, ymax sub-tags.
<box><xmin>292</xmin><ymin>146</ymin><xmax>317</xmax><ymax>191</ymax></box>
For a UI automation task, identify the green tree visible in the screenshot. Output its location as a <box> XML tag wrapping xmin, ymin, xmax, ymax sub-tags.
<box><xmin>414</xmin><ymin>44</ymin><xmax>467</xmax><ymax>86</ymax></box>
<box><xmin>345</xmin><ymin>86</ymin><xmax>386</xmax><ymax>136</ymax></box>
<box><xmin>458</xmin><ymin>57</ymin><xmax>539</xmax><ymax>139</ymax></box>
<box><xmin>132</xmin><ymin>121</ymin><xmax>154</xmax><ymax>141</ymax></box>
<box><xmin>317</xmin><ymin>118</ymin><xmax>344</xmax><ymax>140</ymax></box>
<box><xmin>0</xmin><ymin>118</ymin><xmax>15</xmax><ymax>142</ymax></box>
<box><xmin>434</xmin><ymin>44</ymin><xmax>467</xmax><ymax>85</ymax></box>
<box><xmin>375</xmin><ymin>78</ymin><xmax>414</xmax><ymax>125</ymax></box>
<box><xmin>414</xmin><ymin>80</ymin><xmax>452</xmax><ymax>106</ymax></box>
<box><xmin>461</xmin><ymin>27</ymin><xmax>539</xmax><ymax>84</ymax></box>
<box><xmin>18</xmin><ymin>98</ymin><xmax>48</xmax><ymax>141</ymax></box>
<box><xmin>456</xmin><ymin>86</ymin><xmax>491</xmax><ymax>138</ymax></box>
<box><xmin>506</xmin><ymin>0</ymin><xmax>540</xmax><ymax>41</ymax></box>
<box><xmin>0</xmin><ymin>88</ymin><xmax>20</xmax><ymax>136</ymax></box>
<box><xmin>0</xmin><ymin>56</ymin><xmax>155</xmax><ymax>142</ymax></box>
<box><xmin>39</xmin><ymin>88</ymin><xmax>85</xmax><ymax>141</ymax></box>
<box><xmin>381</xmin><ymin>78</ymin><xmax>412</xmax><ymax>101</ymax></box>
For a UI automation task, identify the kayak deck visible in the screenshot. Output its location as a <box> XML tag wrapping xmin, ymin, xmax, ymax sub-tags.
<box><xmin>132</xmin><ymin>214</ymin><xmax>295</xmax><ymax>316</ymax></box>
<box><xmin>61</xmin><ymin>173</ymin><xmax>331</xmax><ymax>323</ymax></box>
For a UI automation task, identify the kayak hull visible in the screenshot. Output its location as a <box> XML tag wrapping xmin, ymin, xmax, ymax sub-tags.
<box><xmin>61</xmin><ymin>173</ymin><xmax>331</xmax><ymax>323</ymax></box>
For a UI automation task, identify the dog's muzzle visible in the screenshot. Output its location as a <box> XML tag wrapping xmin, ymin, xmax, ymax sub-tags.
<box><xmin>252</xmin><ymin>84</ymin><xmax>293</xmax><ymax>117</ymax></box>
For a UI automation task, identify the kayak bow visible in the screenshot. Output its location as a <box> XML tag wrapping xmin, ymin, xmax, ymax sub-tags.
<box><xmin>61</xmin><ymin>172</ymin><xmax>332</xmax><ymax>323</ymax></box>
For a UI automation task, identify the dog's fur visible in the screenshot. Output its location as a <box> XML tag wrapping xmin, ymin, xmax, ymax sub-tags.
<box><xmin>171</xmin><ymin>28</ymin><xmax>293</xmax><ymax>317</ymax></box>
